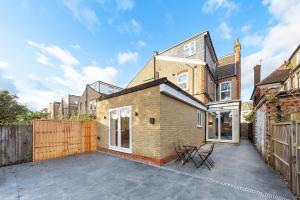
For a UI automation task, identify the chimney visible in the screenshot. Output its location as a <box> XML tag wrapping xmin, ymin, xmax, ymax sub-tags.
<box><xmin>254</xmin><ymin>64</ymin><xmax>261</xmax><ymax>86</ymax></box>
<box><xmin>234</xmin><ymin>39</ymin><xmax>241</xmax><ymax>99</ymax></box>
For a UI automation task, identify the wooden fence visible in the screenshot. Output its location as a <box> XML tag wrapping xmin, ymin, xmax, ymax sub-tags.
<box><xmin>0</xmin><ymin>125</ymin><xmax>32</xmax><ymax>166</ymax></box>
<box><xmin>32</xmin><ymin>120</ymin><xmax>96</xmax><ymax>161</ymax></box>
<box><xmin>271</xmin><ymin>121</ymin><xmax>300</xmax><ymax>197</ymax></box>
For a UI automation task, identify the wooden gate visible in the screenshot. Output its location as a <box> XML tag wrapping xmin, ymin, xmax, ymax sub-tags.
<box><xmin>271</xmin><ymin>122</ymin><xmax>292</xmax><ymax>185</ymax></box>
<box><xmin>32</xmin><ymin>120</ymin><xmax>96</xmax><ymax>161</ymax></box>
<box><xmin>271</xmin><ymin>121</ymin><xmax>300</xmax><ymax>197</ymax></box>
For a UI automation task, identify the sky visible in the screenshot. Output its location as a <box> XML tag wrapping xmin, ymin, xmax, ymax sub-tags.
<box><xmin>0</xmin><ymin>0</ymin><xmax>300</xmax><ymax>110</ymax></box>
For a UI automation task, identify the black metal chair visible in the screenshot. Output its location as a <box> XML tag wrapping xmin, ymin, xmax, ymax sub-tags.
<box><xmin>191</xmin><ymin>143</ymin><xmax>215</xmax><ymax>170</ymax></box>
<box><xmin>174</xmin><ymin>142</ymin><xmax>195</xmax><ymax>165</ymax></box>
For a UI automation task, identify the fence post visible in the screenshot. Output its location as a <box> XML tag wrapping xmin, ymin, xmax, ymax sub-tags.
<box><xmin>269</xmin><ymin>124</ymin><xmax>274</xmax><ymax>168</ymax></box>
<box><xmin>291</xmin><ymin>121</ymin><xmax>297</xmax><ymax>194</ymax></box>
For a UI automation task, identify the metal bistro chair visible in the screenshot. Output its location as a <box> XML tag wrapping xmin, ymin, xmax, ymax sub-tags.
<box><xmin>174</xmin><ymin>142</ymin><xmax>195</xmax><ymax>165</ymax></box>
<box><xmin>191</xmin><ymin>143</ymin><xmax>215</xmax><ymax>170</ymax></box>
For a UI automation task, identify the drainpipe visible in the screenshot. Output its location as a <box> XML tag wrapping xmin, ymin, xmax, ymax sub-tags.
<box><xmin>153</xmin><ymin>51</ymin><xmax>158</xmax><ymax>80</ymax></box>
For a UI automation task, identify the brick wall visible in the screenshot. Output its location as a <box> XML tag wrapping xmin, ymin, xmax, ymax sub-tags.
<box><xmin>96</xmin><ymin>85</ymin><xmax>206</xmax><ymax>163</ymax></box>
<box><xmin>78</xmin><ymin>86</ymin><xmax>102</xmax><ymax>116</ymax></box>
<box><xmin>160</xmin><ymin>94</ymin><xmax>205</xmax><ymax>158</ymax></box>
<box><xmin>96</xmin><ymin>86</ymin><xmax>161</xmax><ymax>159</ymax></box>
<box><xmin>217</xmin><ymin>76</ymin><xmax>238</xmax><ymax>100</ymax></box>
<box><xmin>127</xmin><ymin>59</ymin><xmax>211</xmax><ymax>103</ymax></box>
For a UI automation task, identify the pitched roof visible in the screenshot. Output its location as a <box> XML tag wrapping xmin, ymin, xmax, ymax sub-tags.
<box><xmin>257</xmin><ymin>64</ymin><xmax>291</xmax><ymax>86</ymax></box>
<box><xmin>217</xmin><ymin>53</ymin><xmax>236</xmax><ymax>79</ymax></box>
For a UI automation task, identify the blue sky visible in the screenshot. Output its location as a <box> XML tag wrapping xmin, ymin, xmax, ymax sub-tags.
<box><xmin>0</xmin><ymin>0</ymin><xmax>299</xmax><ymax>110</ymax></box>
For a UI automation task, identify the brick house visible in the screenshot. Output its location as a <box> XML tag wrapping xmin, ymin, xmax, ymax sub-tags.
<box><xmin>48</xmin><ymin>102</ymin><xmax>61</xmax><ymax>119</ymax></box>
<box><xmin>58</xmin><ymin>94</ymin><xmax>80</xmax><ymax>119</ymax></box>
<box><xmin>96</xmin><ymin>31</ymin><xmax>242</xmax><ymax>165</ymax></box>
<box><xmin>78</xmin><ymin>81</ymin><xmax>123</xmax><ymax>117</ymax></box>
<box><xmin>251</xmin><ymin>44</ymin><xmax>300</xmax><ymax>162</ymax></box>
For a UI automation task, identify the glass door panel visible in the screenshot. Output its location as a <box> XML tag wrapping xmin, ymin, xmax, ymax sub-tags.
<box><xmin>109</xmin><ymin>107</ymin><xmax>131</xmax><ymax>152</ymax></box>
<box><xmin>120</xmin><ymin>108</ymin><xmax>130</xmax><ymax>148</ymax></box>
<box><xmin>208</xmin><ymin>112</ymin><xmax>218</xmax><ymax>139</ymax></box>
<box><xmin>110</xmin><ymin>110</ymin><xmax>118</xmax><ymax>147</ymax></box>
<box><xmin>220</xmin><ymin>111</ymin><xmax>233</xmax><ymax>140</ymax></box>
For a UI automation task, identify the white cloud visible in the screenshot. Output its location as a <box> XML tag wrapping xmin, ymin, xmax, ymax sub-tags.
<box><xmin>136</xmin><ymin>40</ymin><xmax>146</xmax><ymax>47</ymax></box>
<box><xmin>27</xmin><ymin>40</ymin><xmax>79</xmax><ymax>66</ymax></box>
<box><xmin>116</xmin><ymin>0</ymin><xmax>135</xmax><ymax>11</ymax></box>
<box><xmin>217</xmin><ymin>22</ymin><xmax>232</xmax><ymax>40</ymax></box>
<box><xmin>52</xmin><ymin>64</ymin><xmax>118</xmax><ymax>93</ymax></box>
<box><xmin>119</xmin><ymin>19</ymin><xmax>142</xmax><ymax>34</ymax></box>
<box><xmin>0</xmin><ymin>70</ymin><xmax>18</xmax><ymax>94</ymax></box>
<box><xmin>117</xmin><ymin>51</ymin><xmax>138</xmax><ymax>65</ymax></box>
<box><xmin>202</xmin><ymin>0</ymin><xmax>237</xmax><ymax>14</ymax></box>
<box><xmin>35</xmin><ymin>53</ymin><xmax>53</xmax><ymax>66</ymax></box>
<box><xmin>242</xmin><ymin>34</ymin><xmax>264</xmax><ymax>48</ymax></box>
<box><xmin>241</xmin><ymin>25</ymin><xmax>251</xmax><ymax>32</ymax></box>
<box><xmin>28</xmin><ymin>73</ymin><xmax>41</xmax><ymax>80</ymax></box>
<box><xmin>70</xmin><ymin>44</ymin><xmax>80</xmax><ymax>49</ymax></box>
<box><xmin>63</xmin><ymin>0</ymin><xmax>99</xmax><ymax>32</ymax></box>
<box><xmin>0</xmin><ymin>61</ymin><xmax>8</xmax><ymax>68</ymax></box>
<box><xmin>241</xmin><ymin>0</ymin><xmax>300</xmax><ymax>100</ymax></box>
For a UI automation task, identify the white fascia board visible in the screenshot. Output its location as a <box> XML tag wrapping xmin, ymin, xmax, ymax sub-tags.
<box><xmin>156</xmin><ymin>55</ymin><xmax>206</xmax><ymax>66</ymax></box>
<box><xmin>207</xmin><ymin>101</ymin><xmax>240</xmax><ymax>110</ymax></box>
<box><xmin>160</xmin><ymin>84</ymin><xmax>207</xmax><ymax>111</ymax></box>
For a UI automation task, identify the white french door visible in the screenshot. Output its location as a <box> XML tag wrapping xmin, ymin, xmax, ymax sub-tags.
<box><xmin>109</xmin><ymin>106</ymin><xmax>132</xmax><ymax>153</ymax></box>
<box><xmin>207</xmin><ymin>110</ymin><xmax>234</xmax><ymax>142</ymax></box>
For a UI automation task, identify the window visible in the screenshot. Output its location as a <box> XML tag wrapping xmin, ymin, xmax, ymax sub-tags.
<box><xmin>297</xmin><ymin>52</ymin><xmax>300</xmax><ymax>65</ymax></box>
<box><xmin>183</xmin><ymin>40</ymin><xmax>196</xmax><ymax>57</ymax></box>
<box><xmin>89</xmin><ymin>100</ymin><xmax>96</xmax><ymax>111</ymax></box>
<box><xmin>220</xmin><ymin>81</ymin><xmax>231</xmax><ymax>100</ymax></box>
<box><xmin>197</xmin><ymin>110</ymin><xmax>202</xmax><ymax>127</ymax></box>
<box><xmin>177</xmin><ymin>73</ymin><xmax>188</xmax><ymax>90</ymax></box>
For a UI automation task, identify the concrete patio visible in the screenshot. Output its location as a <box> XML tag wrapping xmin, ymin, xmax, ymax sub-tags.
<box><xmin>0</xmin><ymin>140</ymin><xmax>295</xmax><ymax>200</ymax></box>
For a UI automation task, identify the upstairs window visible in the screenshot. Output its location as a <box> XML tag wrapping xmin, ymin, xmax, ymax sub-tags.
<box><xmin>183</xmin><ymin>41</ymin><xmax>196</xmax><ymax>57</ymax></box>
<box><xmin>297</xmin><ymin>52</ymin><xmax>300</xmax><ymax>65</ymax></box>
<box><xmin>177</xmin><ymin>73</ymin><xmax>188</xmax><ymax>90</ymax></box>
<box><xmin>197</xmin><ymin>109</ymin><xmax>202</xmax><ymax>127</ymax></box>
<box><xmin>220</xmin><ymin>81</ymin><xmax>231</xmax><ymax>100</ymax></box>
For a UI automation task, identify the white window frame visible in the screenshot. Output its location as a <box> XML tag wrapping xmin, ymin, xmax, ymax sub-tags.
<box><xmin>197</xmin><ymin>109</ymin><xmax>202</xmax><ymax>127</ymax></box>
<box><xmin>220</xmin><ymin>81</ymin><xmax>231</xmax><ymax>101</ymax></box>
<box><xmin>183</xmin><ymin>40</ymin><xmax>196</xmax><ymax>57</ymax></box>
<box><xmin>108</xmin><ymin>106</ymin><xmax>132</xmax><ymax>153</ymax></box>
<box><xmin>297</xmin><ymin>52</ymin><xmax>300</xmax><ymax>65</ymax></box>
<box><xmin>177</xmin><ymin>72</ymin><xmax>188</xmax><ymax>91</ymax></box>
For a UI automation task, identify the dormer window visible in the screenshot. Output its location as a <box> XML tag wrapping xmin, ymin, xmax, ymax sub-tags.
<box><xmin>177</xmin><ymin>73</ymin><xmax>188</xmax><ymax>90</ymax></box>
<box><xmin>183</xmin><ymin>41</ymin><xmax>196</xmax><ymax>57</ymax></box>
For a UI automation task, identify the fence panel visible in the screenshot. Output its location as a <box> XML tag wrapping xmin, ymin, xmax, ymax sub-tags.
<box><xmin>0</xmin><ymin>125</ymin><xmax>32</xmax><ymax>166</ymax></box>
<box><xmin>271</xmin><ymin>123</ymin><xmax>292</xmax><ymax>186</ymax></box>
<box><xmin>32</xmin><ymin>120</ymin><xmax>96</xmax><ymax>162</ymax></box>
<box><xmin>295</xmin><ymin>123</ymin><xmax>300</xmax><ymax>197</ymax></box>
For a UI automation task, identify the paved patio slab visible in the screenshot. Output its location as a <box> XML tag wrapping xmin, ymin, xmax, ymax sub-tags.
<box><xmin>0</xmin><ymin>140</ymin><xmax>295</xmax><ymax>200</ymax></box>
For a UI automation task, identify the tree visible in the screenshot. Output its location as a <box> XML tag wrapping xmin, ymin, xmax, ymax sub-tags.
<box><xmin>0</xmin><ymin>91</ymin><xmax>49</xmax><ymax>124</ymax></box>
<box><xmin>0</xmin><ymin>91</ymin><xmax>29</xmax><ymax>123</ymax></box>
